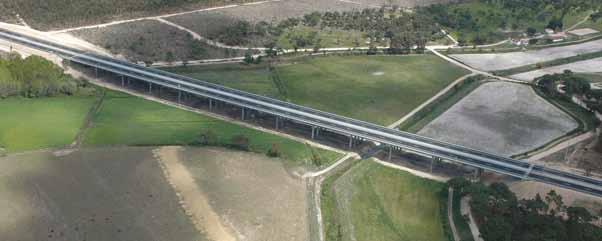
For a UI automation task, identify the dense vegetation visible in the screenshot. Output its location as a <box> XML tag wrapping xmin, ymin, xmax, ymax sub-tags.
<box><xmin>0</xmin><ymin>0</ymin><xmax>253</xmax><ymax>30</ymax></box>
<box><xmin>449</xmin><ymin>178</ymin><xmax>602</xmax><ymax>241</ymax></box>
<box><xmin>0</xmin><ymin>53</ymin><xmax>93</xmax><ymax>98</ymax></box>
<box><xmin>420</xmin><ymin>0</ymin><xmax>602</xmax><ymax>45</ymax></box>
<box><xmin>209</xmin><ymin>7</ymin><xmax>441</xmax><ymax>53</ymax></box>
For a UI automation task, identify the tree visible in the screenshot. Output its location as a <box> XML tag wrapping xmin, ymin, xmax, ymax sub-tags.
<box><xmin>243</xmin><ymin>51</ymin><xmax>254</xmax><ymax>65</ymax></box>
<box><xmin>526</xmin><ymin>27</ymin><xmax>537</xmax><ymax>37</ymax></box>
<box><xmin>165</xmin><ymin>51</ymin><xmax>174</xmax><ymax>64</ymax></box>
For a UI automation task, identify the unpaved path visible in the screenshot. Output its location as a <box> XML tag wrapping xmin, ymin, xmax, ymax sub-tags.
<box><xmin>448</xmin><ymin>188</ymin><xmax>461</xmax><ymax>241</ymax></box>
<box><xmin>154</xmin><ymin>146</ymin><xmax>236</xmax><ymax>241</ymax></box>
<box><xmin>461</xmin><ymin>196</ymin><xmax>484</xmax><ymax>241</ymax></box>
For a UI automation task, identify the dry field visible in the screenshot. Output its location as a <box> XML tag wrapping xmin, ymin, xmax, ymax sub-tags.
<box><xmin>70</xmin><ymin>20</ymin><xmax>245</xmax><ymax>62</ymax></box>
<box><xmin>174</xmin><ymin>146</ymin><xmax>309</xmax><ymax>241</ymax></box>
<box><xmin>451</xmin><ymin>39</ymin><xmax>602</xmax><ymax>71</ymax></box>
<box><xmin>510</xmin><ymin>57</ymin><xmax>602</xmax><ymax>81</ymax></box>
<box><xmin>418</xmin><ymin>82</ymin><xmax>578</xmax><ymax>156</ymax></box>
<box><xmin>0</xmin><ymin>147</ymin><xmax>204</xmax><ymax>241</ymax></box>
<box><xmin>346</xmin><ymin>0</ymin><xmax>454</xmax><ymax>7</ymax></box>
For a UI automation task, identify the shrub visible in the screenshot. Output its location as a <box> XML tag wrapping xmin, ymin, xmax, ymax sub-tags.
<box><xmin>266</xmin><ymin>143</ymin><xmax>281</xmax><ymax>157</ymax></box>
<box><xmin>230</xmin><ymin>135</ymin><xmax>250</xmax><ymax>151</ymax></box>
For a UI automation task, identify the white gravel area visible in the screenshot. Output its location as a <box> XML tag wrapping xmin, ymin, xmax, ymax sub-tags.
<box><xmin>451</xmin><ymin>39</ymin><xmax>602</xmax><ymax>71</ymax></box>
<box><xmin>418</xmin><ymin>82</ymin><xmax>578</xmax><ymax>156</ymax></box>
<box><xmin>510</xmin><ymin>57</ymin><xmax>602</xmax><ymax>81</ymax></box>
<box><xmin>568</xmin><ymin>28</ymin><xmax>599</xmax><ymax>36</ymax></box>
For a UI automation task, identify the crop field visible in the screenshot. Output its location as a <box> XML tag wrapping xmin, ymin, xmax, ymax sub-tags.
<box><xmin>83</xmin><ymin>91</ymin><xmax>341</xmax><ymax>169</ymax></box>
<box><xmin>418</xmin><ymin>82</ymin><xmax>578</xmax><ymax>156</ymax></box>
<box><xmin>167</xmin><ymin>55</ymin><xmax>470</xmax><ymax>125</ymax></box>
<box><xmin>70</xmin><ymin>20</ymin><xmax>245</xmax><ymax>62</ymax></box>
<box><xmin>0</xmin><ymin>96</ymin><xmax>96</xmax><ymax>153</ymax></box>
<box><xmin>510</xmin><ymin>57</ymin><xmax>602</xmax><ymax>81</ymax></box>
<box><xmin>451</xmin><ymin>39</ymin><xmax>602</xmax><ymax>71</ymax></box>
<box><xmin>322</xmin><ymin>160</ymin><xmax>446</xmax><ymax>241</ymax></box>
<box><xmin>175</xmin><ymin>146</ymin><xmax>308</xmax><ymax>241</ymax></box>
<box><xmin>0</xmin><ymin>147</ymin><xmax>203</xmax><ymax>241</ymax></box>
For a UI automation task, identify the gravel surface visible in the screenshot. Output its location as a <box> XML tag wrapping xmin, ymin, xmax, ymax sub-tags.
<box><xmin>510</xmin><ymin>57</ymin><xmax>602</xmax><ymax>81</ymax></box>
<box><xmin>451</xmin><ymin>39</ymin><xmax>602</xmax><ymax>71</ymax></box>
<box><xmin>418</xmin><ymin>82</ymin><xmax>578</xmax><ymax>156</ymax></box>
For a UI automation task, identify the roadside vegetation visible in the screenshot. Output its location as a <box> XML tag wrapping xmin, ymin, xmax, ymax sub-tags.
<box><xmin>493</xmin><ymin>51</ymin><xmax>602</xmax><ymax>76</ymax></box>
<box><xmin>448</xmin><ymin>177</ymin><xmax>602</xmax><ymax>241</ymax></box>
<box><xmin>420</xmin><ymin>0</ymin><xmax>602</xmax><ymax>45</ymax></box>
<box><xmin>321</xmin><ymin>160</ymin><xmax>446</xmax><ymax>241</ymax></box>
<box><xmin>83</xmin><ymin>91</ymin><xmax>341</xmax><ymax>169</ymax></box>
<box><xmin>167</xmin><ymin>54</ymin><xmax>469</xmax><ymax>125</ymax></box>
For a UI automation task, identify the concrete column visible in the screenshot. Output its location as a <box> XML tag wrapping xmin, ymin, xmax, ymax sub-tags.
<box><xmin>95</xmin><ymin>67</ymin><xmax>98</xmax><ymax>77</ymax></box>
<box><xmin>388</xmin><ymin>146</ymin><xmax>392</xmax><ymax>161</ymax></box>
<box><xmin>148</xmin><ymin>82</ymin><xmax>152</xmax><ymax>93</ymax></box>
<box><xmin>275</xmin><ymin>116</ymin><xmax>280</xmax><ymax>130</ymax></box>
<box><xmin>241</xmin><ymin>107</ymin><xmax>245</xmax><ymax>120</ymax></box>
<box><xmin>311</xmin><ymin>126</ymin><xmax>316</xmax><ymax>139</ymax></box>
<box><xmin>474</xmin><ymin>168</ymin><xmax>483</xmax><ymax>180</ymax></box>
<box><xmin>178</xmin><ymin>88</ymin><xmax>182</xmax><ymax>103</ymax></box>
<box><xmin>209</xmin><ymin>99</ymin><xmax>213</xmax><ymax>111</ymax></box>
<box><xmin>430</xmin><ymin>158</ymin><xmax>435</xmax><ymax>173</ymax></box>
<box><xmin>121</xmin><ymin>75</ymin><xmax>125</xmax><ymax>86</ymax></box>
<box><xmin>348</xmin><ymin>136</ymin><xmax>353</xmax><ymax>149</ymax></box>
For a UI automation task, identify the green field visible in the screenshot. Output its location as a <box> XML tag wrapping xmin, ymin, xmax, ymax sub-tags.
<box><xmin>0</xmin><ymin>96</ymin><xmax>96</xmax><ymax>152</ymax></box>
<box><xmin>83</xmin><ymin>91</ymin><xmax>341</xmax><ymax>168</ymax></box>
<box><xmin>167</xmin><ymin>55</ymin><xmax>469</xmax><ymax>125</ymax></box>
<box><xmin>322</xmin><ymin>160</ymin><xmax>446</xmax><ymax>241</ymax></box>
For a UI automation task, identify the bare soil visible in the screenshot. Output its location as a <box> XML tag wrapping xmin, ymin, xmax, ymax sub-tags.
<box><xmin>451</xmin><ymin>39</ymin><xmax>602</xmax><ymax>71</ymax></box>
<box><xmin>70</xmin><ymin>20</ymin><xmax>245</xmax><ymax>62</ymax></box>
<box><xmin>178</xmin><ymin>146</ymin><xmax>309</xmax><ymax>241</ymax></box>
<box><xmin>418</xmin><ymin>81</ymin><xmax>578</xmax><ymax>156</ymax></box>
<box><xmin>510</xmin><ymin>181</ymin><xmax>602</xmax><ymax>214</ymax></box>
<box><xmin>0</xmin><ymin>147</ymin><xmax>204</xmax><ymax>241</ymax></box>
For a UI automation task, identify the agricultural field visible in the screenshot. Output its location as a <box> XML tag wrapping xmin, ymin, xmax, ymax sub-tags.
<box><xmin>83</xmin><ymin>91</ymin><xmax>341</xmax><ymax>170</ymax></box>
<box><xmin>167</xmin><ymin>55</ymin><xmax>470</xmax><ymax>125</ymax></box>
<box><xmin>70</xmin><ymin>20</ymin><xmax>245</xmax><ymax>62</ymax></box>
<box><xmin>451</xmin><ymin>39</ymin><xmax>602</xmax><ymax>71</ymax></box>
<box><xmin>418</xmin><ymin>82</ymin><xmax>578</xmax><ymax>156</ymax></box>
<box><xmin>0</xmin><ymin>147</ymin><xmax>203</xmax><ymax>241</ymax></box>
<box><xmin>0</xmin><ymin>96</ymin><xmax>96</xmax><ymax>153</ymax></box>
<box><xmin>510</xmin><ymin>57</ymin><xmax>602</xmax><ymax>81</ymax></box>
<box><xmin>173</xmin><ymin>146</ymin><xmax>309</xmax><ymax>241</ymax></box>
<box><xmin>322</xmin><ymin>160</ymin><xmax>446</xmax><ymax>241</ymax></box>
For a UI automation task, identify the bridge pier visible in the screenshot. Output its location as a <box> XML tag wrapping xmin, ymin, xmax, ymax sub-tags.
<box><xmin>388</xmin><ymin>146</ymin><xmax>392</xmax><ymax>161</ymax></box>
<box><xmin>121</xmin><ymin>75</ymin><xmax>125</xmax><ymax>87</ymax></box>
<box><xmin>148</xmin><ymin>82</ymin><xmax>152</xmax><ymax>93</ymax></box>
<box><xmin>311</xmin><ymin>126</ymin><xmax>316</xmax><ymax>139</ymax></box>
<box><xmin>348</xmin><ymin>136</ymin><xmax>353</xmax><ymax>149</ymax></box>
<box><xmin>473</xmin><ymin>168</ymin><xmax>483</xmax><ymax>180</ymax></box>
<box><xmin>95</xmin><ymin>66</ymin><xmax>98</xmax><ymax>78</ymax></box>
<box><xmin>275</xmin><ymin>116</ymin><xmax>280</xmax><ymax>130</ymax></box>
<box><xmin>241</xmin><ymin>107</ymin><xmax>246</xmax><ymax>120</ymax></box>
<box><xmin>177</xmin><ymin>84</ymin><xmax>182</xmax><ymax>103</ymax></box>
<box><xmin>209</xmin><ymin>99</ymin><xmax>213</xmax><ymax>111</ymax></box>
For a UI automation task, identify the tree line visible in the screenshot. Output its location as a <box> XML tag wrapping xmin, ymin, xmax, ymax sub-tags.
<box><xmin>0</xmin><ymin>53</ymin><xmax>92</xmax><ymax>98</ymax></box>
<box><xmin>448</xmin><ymin>177</ymin><xmax>602</xmax><ymax>241</ymax></box>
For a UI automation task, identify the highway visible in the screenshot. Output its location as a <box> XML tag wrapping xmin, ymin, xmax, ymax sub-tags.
<box><xmin>1</xmin><ymin>28</ymin><xmax>600</xmax><ymax>197</ymax></box>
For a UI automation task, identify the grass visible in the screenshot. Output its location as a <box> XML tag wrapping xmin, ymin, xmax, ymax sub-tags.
<box><xmin>322</xmin><ymin>160</ymin><xmax>446</xmax><ymax>241</ymax></box>
<box><xmin>575</xmin><ymin>72</ymin><xmax>602</xmax><ymax>83</ymax></box>
<box><xmin>0</xmin><ymin>96</ymin><xmax>96</xmax><ymax>152</ymax></box>
<box><xmin>83</xmin><ymin>91</ymin><xmax>341</xmax><ymax>168</ymax></box>
<box><xmin>167</xmin><ymin>55</ymin><xmax>469</xmax><ymax>125</ymax></box>
<box><xmin>493</xmin><ymin>50</ymin><xmax>602</xmax><ymax>76</ymax></box>
<box><xmin>399</xmin><ymin>76</ymin><xmax>482</xmax><ymax>133</ymax></box>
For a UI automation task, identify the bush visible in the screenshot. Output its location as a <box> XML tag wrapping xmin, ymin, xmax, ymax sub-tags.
<box><xmin>230</xmin><ymin>134</ymin><xmax>250</xmax><ymax>151</ymax></box>
<box><xmin>198</xmin><ymin>130</ymin><xmax>218</xmax><ymax>146</ymax></box>
<box><xmin>266</xmin><ymin>143</ymin><xmax>281</xmax><ymax>157</ymax></box>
